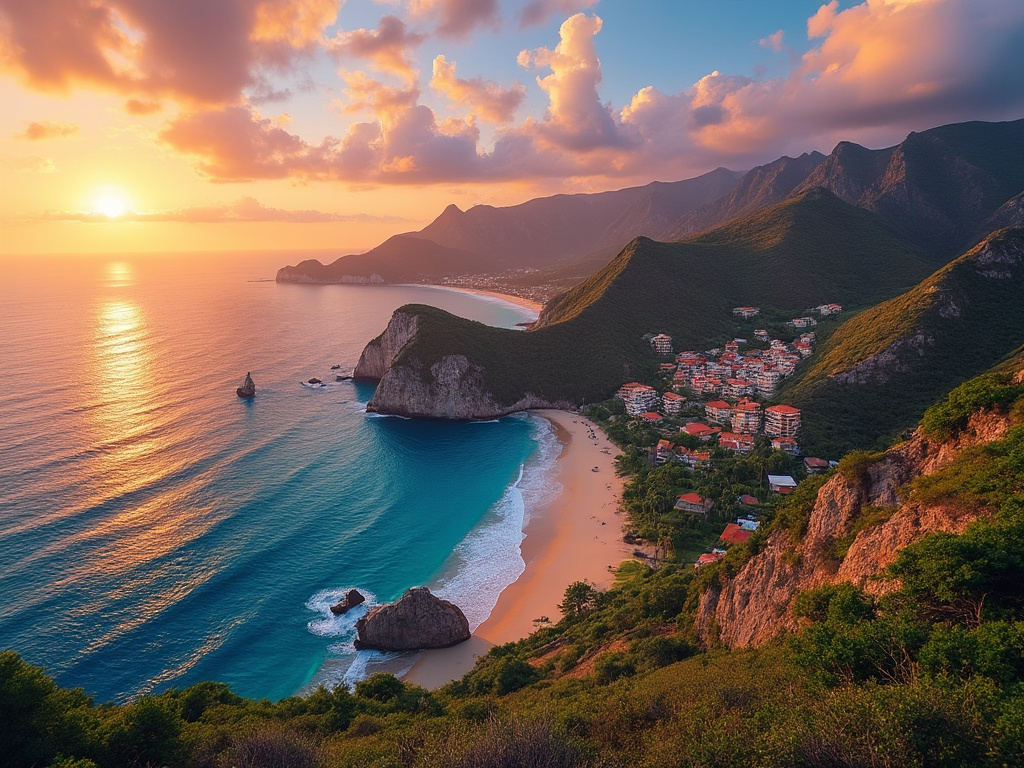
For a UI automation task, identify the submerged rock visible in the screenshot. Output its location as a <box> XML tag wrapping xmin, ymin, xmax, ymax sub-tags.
<box><xmin>353</xmin><ymin>587</ymin><xmax>470</xmax><ymax>651</ymax></box>
<box><xmin>329</xmin><ymin>589</ymin><xmax>365</xmax><ymax>616</ymax></box>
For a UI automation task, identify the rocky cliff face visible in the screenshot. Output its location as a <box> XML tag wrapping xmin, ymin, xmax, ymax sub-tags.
<box><xmin>354</xmin><ymin>310</ymin><xmax>420</xmax><ymax>380</ymax></box>
<box><xmin>354</xmin><ymin>587</ymin><xmax>470</xmax><ymax>651</ymax></box>
<box><xmin>697</xmin><ymin>409</ymin><xmax>1014</xmax><ymax>648</ymax></box>
<box><xmin>355</xmin><ymin>308</ymin><xmax>573</xmax><ymax>419</ymax></box>
<box><xmin>367</xmin><ymin>353</ymin><xmax>570</xmax><ymax>419</ymax></box>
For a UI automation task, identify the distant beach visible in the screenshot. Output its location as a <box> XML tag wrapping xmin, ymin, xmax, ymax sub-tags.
<box><xmin>405</xmin><ymin>409</ymin><xmax>629</xmax><ymax>688</ymax></box>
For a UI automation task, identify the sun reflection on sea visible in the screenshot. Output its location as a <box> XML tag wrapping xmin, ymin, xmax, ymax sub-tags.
<box><xmin>105</xmin><ymin>261</ymin><xmax>134</xmax><ymax>289</ymax></box>
<box><xmin>87</xmin><ymin>298</ymin><xmax>163</xmax><ymax>494</ymax></box>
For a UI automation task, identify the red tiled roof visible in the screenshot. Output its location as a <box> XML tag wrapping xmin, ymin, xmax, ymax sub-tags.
<box><xmin>705</xmin><ymin>401</ymin><xmax>731</xmax><ymax>410</ymax></box>
<box><xmin>766</xmin><ymin>404</ymin><xmax>801</xmax><ymax>414</ymax></box>
<box><xmin>719</xmin><ymin>523</ymin><xmax>752</xmax><ymax>545</ymax></box>
<box><xmin>683</xmin><ymin>423</ymin><xmax>720</xmax><ymax>436</ymax></box>
<box><xmin>677</xmin><ymin>492</ymin><xmax>709</xmax><ymax>506</ymax></box>
<box><xmin>641</xmin><ymin>412</ymin><xmax>663</xmax><ymax>421</ymax></box>
<box><xmin>739</xmin><ymin>494</ymin><xmax>760</xmax><ymax>506</ymax></box>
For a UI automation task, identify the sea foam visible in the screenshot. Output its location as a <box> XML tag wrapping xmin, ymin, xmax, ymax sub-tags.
<box><xmin>431</xmin><ymin>414</ymin><xmax>563</xmax><ymax>631</ymax></box>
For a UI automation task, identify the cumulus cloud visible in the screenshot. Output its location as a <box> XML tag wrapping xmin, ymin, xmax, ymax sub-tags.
<box><xmin>330</xmin><ymin>15</ymin><xmax>425</xmax><ymax>82</ymax></box>
<box><xmin>0</xmin><ymin>0</ymin><xmax>343</xmax><ymax>105</ymax></box>
<box><xmin>409</xmin><ymin>0</ymin><xmax>499</xmax><ymax>38</ymax></box>
<box><xmin>16</xmin><ymin>120</ymin><xmax>79</xmax><ymax>140</ymax></box>
<box><xmin>519</xmin><ymin>0</ymin><xmax>599</xmax><ymax>29</ymax></box>
<box><xmin>518</xmin><ymin>13</ymin><xmax>628</xmax><ymax>151</ymax></box>
<box><xmin>32</xmin><ymin>197</ymin><xmax>409</xmax><ymax>223</ymax></box>
<box><xmin>430</xmin><ymin>55</ymin><xmax>525</xmax><ymax>123</ymax></box>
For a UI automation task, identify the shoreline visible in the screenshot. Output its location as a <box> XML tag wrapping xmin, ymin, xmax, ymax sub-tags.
<box><xmin>404</xmin><ymin>409</ymin><xmax>629</xmax><ymax>689</ymax></box>
<box><xmin>396</xmin><ymin>283</ymin><xmax>544</xmax><ymax>314</ymax></box>
<box><xmin>446</xmin><ymin>286</ymin><xmax>544</xmax><ymax>314</ymax></box>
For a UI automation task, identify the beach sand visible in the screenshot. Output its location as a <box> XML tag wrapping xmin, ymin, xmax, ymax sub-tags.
<box><xmin>404</xmin><ymin>409</ymin><xmax>629</xmax><ymax>689</ymax></box>
<box><xmin>431</xmin><ymin>285</ymin><xmax>544</xmax><ymax>314</ymax></box>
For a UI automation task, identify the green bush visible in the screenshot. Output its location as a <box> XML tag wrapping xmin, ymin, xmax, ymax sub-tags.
<box><xmin>921</xmin><ymin>373</ymin><xmax>1024</xmax><ymax>442</ymax></box>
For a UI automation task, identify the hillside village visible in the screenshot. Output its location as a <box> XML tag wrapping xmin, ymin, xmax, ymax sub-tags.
<box><xmin>608</xmin><ymin>303</ymin><xmax>843</xmax><ymax>567</ymax></box>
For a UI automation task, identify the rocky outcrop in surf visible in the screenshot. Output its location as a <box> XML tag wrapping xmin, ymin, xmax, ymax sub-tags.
<box><xmin>330</xmin><ymin>589</ymin><xmax>365</xmax><ymax>616</ymax></box>
<box><xmin>353</xmin><ymin>587</ymin><xmax>470</xmax><ymax>651</ymax></box>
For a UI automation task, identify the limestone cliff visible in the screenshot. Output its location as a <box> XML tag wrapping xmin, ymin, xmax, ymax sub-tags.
<box><xmin>354</xmin><ymin>310</ymin><xmax>420</xmax><ymax>380</ymax></box>
<box><xmin>697</xmin><ymin>409</ymin><xmax>1014</xmax><ymax>648</ymax></box>
<box><xmin>355</xmin><ymin>307</ymin><xmax>573</xmax><ymax>419</ymax></box>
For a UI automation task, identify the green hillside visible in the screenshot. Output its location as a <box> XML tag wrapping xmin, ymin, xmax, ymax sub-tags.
<box><xmin>375</xmin><ymin>189</ymin><xmax>933</xmax><ymax>410</ymax></box>
<box><xmin>784</xmin><ymin>227</ymin><xmax>1024</xmax><ymax>457</ymax></box>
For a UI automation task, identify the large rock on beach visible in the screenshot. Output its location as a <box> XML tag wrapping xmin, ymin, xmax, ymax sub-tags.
<box><xmin>330</xmin><ymin>589</ymin><xmax>365</xmax><ymax>616</ymax></box>
<box><xmin>353</xmin><ymin>587</ymin><xmax>470</xmax><ymax>651</ymax></box>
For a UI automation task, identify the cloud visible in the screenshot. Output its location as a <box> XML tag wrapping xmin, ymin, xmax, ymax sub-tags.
<box><xmin>409</xmin><ymin>0</ymin><xmax>499</xmax><ymax>38</ymax></box>
<box><xmin>0</xmin><ymin>0</ymin><xmax>343</xmax><ymax>105</ymax></box>
<box><xmin>430</xmin><ymin>55</ymin><xmax>525</xmax><ymax>123</ymax></box>
<box><xmin>125</xmin><ymin>99</ymin><xmax>162</xmax><ymax>115</ymax></box>
<box><xmin>518</xmin><ymin>13</ymin><xmax>628</xmax><ymax>151</ymax></box>
<box><xmin>519</xmin><ymin>0</ymin><xmax>599</xmax><ymax>29</ymax></box>
<box><xmin>34</xmin><ymin>197</ymin><xmax>409</xmax><ymax>223</ymax></box>
<box><xmin>16</xmin><ymin>120</ymin><xmax>79</xmax><ymax>140</ymax></box>
<box><xmin>154</xmin><ymin>1</ymin><xmax>1024</xmax><ymax>186</ymax></box>
<box><xmin>1</xmin><ymin>155</ymin><xmax>58</xmax><ymax>173</ymax></box>
<box><xmin>759</xmin><ymin>29</ymin><xmax>784</xmax><ymax>52</ymax></box>
<box><xmin>330</xmin><ymin>15</ymin><xmax>425</xmax><ymax>82</ymax></box>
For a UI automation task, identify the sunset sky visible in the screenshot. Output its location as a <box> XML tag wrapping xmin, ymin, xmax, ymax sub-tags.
<box><xmin>2</xmin><ymin>0</ymin><xmax>1023</xmax><ymax>255</ymax></box>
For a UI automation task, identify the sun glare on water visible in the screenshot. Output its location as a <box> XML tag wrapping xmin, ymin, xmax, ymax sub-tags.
<box><xmin>94</xmin><ymin>193</ymin><xmax>129</xmax><ymax>219</ymax></box>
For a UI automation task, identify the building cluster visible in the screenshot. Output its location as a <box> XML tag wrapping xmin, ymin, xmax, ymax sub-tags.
<box><xmin>671</xmin><ymin>331</ymin><xmax>815</xmax><ymax>399</ymax></box>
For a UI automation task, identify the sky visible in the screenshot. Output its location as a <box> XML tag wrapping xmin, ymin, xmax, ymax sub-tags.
<box><xmin>1</xmin><ymin>0</ymin><xmax>1023</xmax><ymax>255</ymax></box>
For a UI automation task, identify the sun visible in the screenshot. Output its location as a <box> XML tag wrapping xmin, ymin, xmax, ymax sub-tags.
<box><xmin>94</xmin><ymin>193</ymin><xmax>128</xmax><ymax>219</ymax></box>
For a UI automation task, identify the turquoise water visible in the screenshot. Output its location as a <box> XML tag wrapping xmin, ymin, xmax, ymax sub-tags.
<box><xmin>0</xmin><ymin>252</ymin><xmax>551</xmax><ymax>702</ymax></box>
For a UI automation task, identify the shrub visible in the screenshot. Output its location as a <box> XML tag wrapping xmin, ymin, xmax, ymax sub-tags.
<box><xmin>921</xmin><ymin>373</ymin><xmax>1024</xmax><ymax>442</ymax></box>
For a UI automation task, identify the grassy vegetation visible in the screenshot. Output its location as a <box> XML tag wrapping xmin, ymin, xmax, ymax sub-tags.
<box><xmin>783</xmin><ymin>227</ymin><xmax>1024</xmax><ymax>457</ymax></box>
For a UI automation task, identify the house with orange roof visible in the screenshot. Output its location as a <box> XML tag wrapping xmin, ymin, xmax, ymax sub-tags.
<box><xmin>703</xmin><ymin>400</ymin><xmax>733</xmax><ymax>423</ymax></box>
<box><xmin>719</xmin><ymin>523</ymin><xmax>752</xmax><ymax>545</ymax></box>
<box><xmin>719</xmin><ymin>432</ymin><xmax>755</xmax><ymax>454</ymax></box>
<box><xmin>675</xmin><ymin>492</ymin><xmax>714</xmax><ymax>515</ymax></box>
<box><xmin>695</xmin><ymin>552</ymin><xmax>724</xmax><ymax>568</ymax></box>
<box><xmin>662</xmin><ymin>391</ymin><xmax>686</xmax><ymax>414</ymax></box>
<box><xmin>682</xmin><ymin>422</ymin><xmax>721</xmax><ymax>441</ymax></box>
<box><xmin>677</xmin><ymin>448</ymin><xmax>712</xmax><ymax>469</ymax></box>
<box><xmin>765</xmin><ymin>404</ymin><xmax>801</xmax><ymax>438</ymax></box>
<box><xmin>732</xmin><ymin>399</ymin><xmax>762</xmax><ymax>433</ymax></box>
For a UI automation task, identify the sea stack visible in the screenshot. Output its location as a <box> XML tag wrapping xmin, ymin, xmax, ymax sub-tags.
<box><xmin>329</xmin><ymin>589</ymin><xmax>365</xmax><ymax>616</ymax></box>
<box><xmin>353</xmin><ymin>587</ymin><xmax>470</xmax><ymax>651</ymax></box>
<box><xmin>236</xmin><ymin>372</ymin><xmax>256</xmax><ymax>398</ymax></box>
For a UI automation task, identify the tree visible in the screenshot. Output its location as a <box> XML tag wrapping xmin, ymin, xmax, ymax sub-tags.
<box><xmin>559</xmin><ymin>581</ymin><xmax>599</xmax><ymax>617</ymax></box>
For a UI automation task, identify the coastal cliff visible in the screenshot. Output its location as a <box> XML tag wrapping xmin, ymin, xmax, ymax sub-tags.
<box><xmin>355</xmin><ymin>305</ymin><xmax>573</xmax><ymax>419</ymax></box>
<box><xmin>696</xmin><ymin>408</ymin><xmax>1015</xmax><ymax>648</ymax></box>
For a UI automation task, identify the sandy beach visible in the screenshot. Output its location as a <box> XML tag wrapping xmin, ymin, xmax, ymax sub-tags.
<box><xmin>404</xmin><ymin>409</ymin><xmax>630</xmax><ymax>689</ymax></box>
<box><xmin>464</xmin><ymin>289</ymin><xmax>543</xmax><ymax>314</ymax></box>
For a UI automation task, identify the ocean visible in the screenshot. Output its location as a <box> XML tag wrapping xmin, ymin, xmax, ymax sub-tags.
<box><xmin>0</xmin><ymin>251</ymin><xmax>557</xmax><ymax>703</ymax></box>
